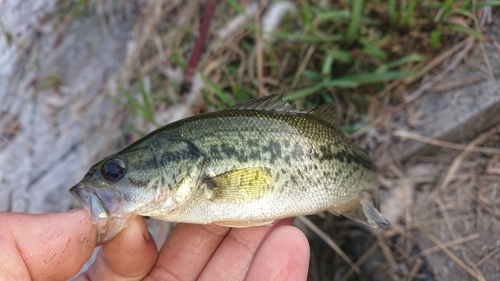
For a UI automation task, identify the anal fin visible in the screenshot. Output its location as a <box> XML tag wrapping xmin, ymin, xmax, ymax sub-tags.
<box><xmin>215</xmin><ymin>220</ymin><xmax>275</xmax><ymax>228</ymax></box>
<box><xmin>328</xmin><ymin>196</ymin><xmax>389</xmax><ymax>229</ymax></box>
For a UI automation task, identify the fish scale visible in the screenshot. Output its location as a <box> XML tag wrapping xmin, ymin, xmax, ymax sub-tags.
<box><xmin>70</xmin><ymin>94</ymin><xmax>389</xmax><ymax>244</ymax></box>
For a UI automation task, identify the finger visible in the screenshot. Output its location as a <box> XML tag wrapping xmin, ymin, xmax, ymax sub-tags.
<box><xmin>144</xmin><ymin>223</ymin><xmax>230</xmax><ymax>281</ymax></box>
<box><xmin>80</xmin><ymin>216</ymin><xmax>158</xmax><ymax>281</ymax></box>
<box><xmin>198</xmin><ymin>219</ymin><xmax>294</xmax><ymax>281</ymax></box>
<box><xmin>245</xmin><ymin>225</ymin><xmax>310</xmax><ymax>281</ymax></box>
<box><xmin>0</xmin><ymin>209</ymin><xmax>97</xmax><ymax>281</ymax></box>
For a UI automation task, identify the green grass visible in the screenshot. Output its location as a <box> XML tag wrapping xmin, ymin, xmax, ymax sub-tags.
<box><xmin>198</xmin><ymin>0</ymin><xmax>486</xmax><ymax>115</ymax></box>
<box><xmin>56</xmin><ymin>0</ymin><xmax>94</xmax><ymax>24</ymax></box>
<box><xmin>110</xmin><ymin>78</ymin><xmax>160</xmax><ymax>131</ymax></box>
<box><xmin>114</xmin><ymin>0</ymin><xmax>493</xmax><ymax>132</ymax></box>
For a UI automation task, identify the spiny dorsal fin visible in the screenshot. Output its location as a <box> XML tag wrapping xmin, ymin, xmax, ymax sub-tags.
<box><xmin>307</xmin><ymin>103</ymin><xmax>340</xmax><ymax>129</ymax></box>
<box><xmin>229</xmin><ymin>94</ymin><xmax>297</xmax><ymax>113</ymax></box>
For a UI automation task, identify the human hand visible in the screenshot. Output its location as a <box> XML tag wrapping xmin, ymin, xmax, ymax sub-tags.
<box><xmin>0</xmin><ymin>209</ymin><xmax>310</xmax><ymax>281</ymax></box>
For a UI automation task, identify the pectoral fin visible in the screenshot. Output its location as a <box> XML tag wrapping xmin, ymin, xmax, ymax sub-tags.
<box><xmin>204</xmin><ymin>167</ymin><xmax>272</xmax><ymax>202</ymax></box>
<box><xmin>328</xmin><ymin>194</ymin><xmax>389</xmax><ymax>229</ymax></box>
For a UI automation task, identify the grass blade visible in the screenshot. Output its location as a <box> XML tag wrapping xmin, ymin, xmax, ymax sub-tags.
<box><xmin>475</xmin><ymin>1</ymin><xmax>500</xmax><ymax>8</ymax></box>
<box><xmin>442</xmin><ymin>24</ymin><xmax>484</xmax><ymax>40</ymax></box>
<box><xmin>205</xmin><ymin>78</ymin><xmax>234</xmax><ymax>105</ymax></box>
<box><xmin>139</xmin><ymin>79</ymin><xmax>155</xmax><ymax>124</ymax></box>
<box><xmin>376</xmin><ymin>54</ymin><xmax>424</xmax><ymax>72</ymax></box>
<box><xmin>297</xmin><ymin>216</ymin><xmax>362</xmax><ymax>274</ymax></box>
<box><xmin>285</xmin><ymin>83</ymin><xmax>325</xmax><ymax>100</ymax></box>
<box><xmin>388</xmin><ymin>0</ymin><xmax>396</xmax><ymax>24</ymax></box>
<box><xmin>347</xmin><ymin>0</ymin><xmax>364</xmax><ymax>43</ymax></box>
<box><xmin>340</xmin><ymin>71</ymin><xmax>414</xmax><ymax>84</ymax></box>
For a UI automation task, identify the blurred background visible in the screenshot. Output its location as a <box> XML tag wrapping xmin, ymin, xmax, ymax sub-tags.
<box><xmin>1</xmin><ymin>1</ymin><xmax>499</xmax><ymax>280</ymax></box>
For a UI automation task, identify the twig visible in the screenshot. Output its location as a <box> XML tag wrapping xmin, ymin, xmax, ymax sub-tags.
<box><xmin>416</xmin><ymin>233</ymin><xmax>480</xmax><ymax>257</ymax></box>
<box><xmin>485</xmin><ymin>155</ymin><xmax>500</xmax><ymax>174</ymax></box>
<box><xmin>437</xmin><ymin>127</ymin><xmax>498</xmax><ymax>192</ymax></box>
<box><xmin>340</xmin><ymin>243</ymin><xmax>379</xmax><ymax>281</ymax></box>
<box><xmin>96</xmin><ymin>1</ymin><xmax>109</xmax><ymax>35</ymax></box>
<box><xmin>377</xmin><ymin>234</ymin><xmax>396</xmax><ymax>264</ymax></box>
<box><xmin>383</xmin><ymin>214</ymin><xmax>476</xmax><ymax>238</ymax></box>
<box><xmin>475</xmin><ymin>0</ymin><xmax>496</xmax><ymax>85</ymax></box>
<box><xmin>405</xmin><ymin>36</ymin><xmax>475</xmax><ymax>103</ymax></box>
<box><xmin>406</xmin><ymin>258</ymin><xmax>422</xmax><ymax>281</ymax></box>
<box><xmin>378</xmin><ymin>235</ymin><xmax>398</xmax><ymax>281</ymax></box>
<box><xmin>393</xmin><ymin>130</ymin><xmax>500</xmax><ymax>154</ymax></box>
<box><xmin>254</xmin><ymin>10</ymin><xmax>265</xmax><ymax>96</ymax></box>
<box><xmin>430</xmin><ymin>75</ymin><xmax>484</xmax><ymax>92</ymax></box>
<box><xmin>129</xmin><ymin>1</ymin><xmax>164</xmax><ymax>67</ymax></box>
<box><xmin>351</xmin><ymin>35</ymin><xmax>474</xmax><ymax>138</ymax></box>
<box><xmin>478</xmin><ymin>193</ymin><xmax>500</xmax><ymax>218</ymax></box>
<box><xmin>296</xmin><ymin>216</ymin><xmax>362</xmax><ymax>274</ymax></box>
<box><xmin>290</xmin><ymin>45</ymin><xmax>316</xmax><ymax>90</ymax></box>
<box><xmin>418</xmin><ymin>226</ymin><xmax>485</xmax><ymax>281</ymax></box>
<box><xmin>349</xmin><ymin>102</ymin><xmax>407</xmax><ymax>139</ymax></box>
<box><xmin>406</xmin><ymin>37</ymin><xmax>470</xmax><ymax>84</ymax></box>
<box><xmin>476</xmin><ymin>248</ymin><xmax>499</xmax><ymax>267</ymax></box>
<box><xmin>417</xmin><ymin>126</ymin><xmax>498</xmax><ymax>212</ymax></box>
<box><xmin>479</xmin><ymin>41</ymin><xmax>496</xmax><ymax>85</ymax></box>
<box><xmin>180</xmin><ymin>1</ymin><xmax>215</xmax><ymax>95</ymax></box>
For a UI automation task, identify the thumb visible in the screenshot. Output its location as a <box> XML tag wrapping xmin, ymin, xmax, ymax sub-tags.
<box><xmin>0</xmin><ymin>209</ymin><xmax>97</xmax><ymax>281</ymax></box>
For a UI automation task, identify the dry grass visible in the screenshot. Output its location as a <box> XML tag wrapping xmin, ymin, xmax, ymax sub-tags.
<box><xmin>92</xmin><ymin>1</ymin><xmax>500</xmax><ymax>280</ymax></box>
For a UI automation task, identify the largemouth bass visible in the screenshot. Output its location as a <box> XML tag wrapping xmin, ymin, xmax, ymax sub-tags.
<box><xmin>71</xmin><ymin>94</ymin><xmax>389</xmax><ymax>243</ymax></box>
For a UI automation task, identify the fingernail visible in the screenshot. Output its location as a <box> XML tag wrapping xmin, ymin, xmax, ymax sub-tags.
<box><xmin>143</xmin><ymin>231</ymin><xmax>152</xmax><ymax>244</ymax></box>
<box><xmin>138</xmin><ymin>217</ymin><xmax>153</xmax><ymax>244</ymax></box>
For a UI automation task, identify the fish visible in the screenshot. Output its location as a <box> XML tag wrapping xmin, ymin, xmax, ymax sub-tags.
<box><xmin>70</xmin><ymin>94</ymin><xmax>389</xmax><ymax>244</ymax></box>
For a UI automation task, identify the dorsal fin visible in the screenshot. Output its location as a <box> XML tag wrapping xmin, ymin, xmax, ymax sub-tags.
<box><xmin>229</xmin><ymin>94</ymin><xmax>297</xmax><ymax>113</ymax></box>
<box><xmin>307</xmin><ymin>103</ymin><xmax>340</xmax><ymax>129</ymax></box>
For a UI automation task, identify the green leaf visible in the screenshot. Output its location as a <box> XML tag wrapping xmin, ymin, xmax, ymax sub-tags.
<box><xmin>231</xmin><ymin>83</ymin><xmax>255</xmax><ymax>102</ymax></box>
<box><xmin>285</xmin><ymin>83</ymin><xmax>325</xmax><ymax>100</ymax></box>
<box><xmin>302</xmin><ymin>69</ymin><xmax>323</xmax><ymax>80</ymax></box>
<box><xmin>324</xmin><ymin>79</ymin><xmax>359</xmax><ymax>88</ymax></box>
<box><xmin>205</xmin><ymin>78</ymin><xmax>234</xmax><ymax>105</ymax></box>
<box><xmin>442</xmin><ymin>24</ymin><xmax>484</xmax><ymax>40</ymax></box>
<box><xmin>430</xmin><ymin>28</ymin><xmax>442</xmax><ymax>50</ymax></box>
<box><xmin>340</xmin><ymin>125</ymin><xmax>359</xmax><ymax>133</ymax></box>
<box><xmin>139</xmin><ymin>79</ymin><xmax>155</xmax><ymax>123</ymax></box>
<box><xmin>347</xmin><ymin>0</ymin><xmax>364</xmax><ymax>43</ymax></box>
<box><xmin>316</xmin><ymin>10</ymin><xmax>351</xmax><ymax>21</ymax></box>
<box><xmin>339</xmin><ymin>71</ymin><xmax>414</xmax><ymax>84</ymax></box>
<box><xmin>329</xmin><ymin>49</ymin><xmax>354</xmax><ymax>64</ymax></box>
<box><xmin>321</xmin><ymin>50</ymin><xmax>335</xmax><ymax>76</ymax></box>
<box><xmin>223</xmin><ymin>0</ymin><xmax>245</xmax><ymax>14</ymax></box>
<box><xmin>475</xmin><ymin>1</ymin><xmax>500</xmax><ymax>8</ymax></box>
<box><xmin>453</xmin><ymin>8</ymin><xmax>477</xmax><ymax>21</ymax></box>
<box><xmin>388</xmin><ymin>0</ymin><xmax>396</xmax><ymax>24</ymax></box>
<box><xmin>299</xmin><ymin>1</ymin><xmax>314</xmax><ymax>33</ymax></box>
<box><xmin>376</xmin><ymin>54</ymin><xmax>424</xmax><ymax>72</ymax></box>
<box><xmin>268</xmin><ymin>31</ymin><xmax>342</xmax><ymax>43</ymax></box>
<box><xmin>361</xmin><ymin>39</ymin><xmax>387</xmax><ymax>61</ymax></box>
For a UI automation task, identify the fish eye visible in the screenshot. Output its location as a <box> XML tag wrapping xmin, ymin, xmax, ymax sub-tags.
<box><xmin>100</xmin><ymin>157</ymin><xmax>126</xmax><ymax>183</ymax></box>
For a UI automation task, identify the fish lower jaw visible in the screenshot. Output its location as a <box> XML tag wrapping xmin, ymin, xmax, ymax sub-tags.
<box><xmin>93</xmin><ymin>213</ymin><xmax>137</xmax><ymax>245</ymax></box>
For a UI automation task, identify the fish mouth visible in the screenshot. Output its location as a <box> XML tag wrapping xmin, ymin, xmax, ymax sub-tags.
<box><xmin>70</xmin><ymin>182</ymin><xmax>135</xmax><ymax>244</ymax></box>
<box><xmin>70</xmin><ymin>182</ymin><xmax>111</xmax><ymax>221</ymax></box>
